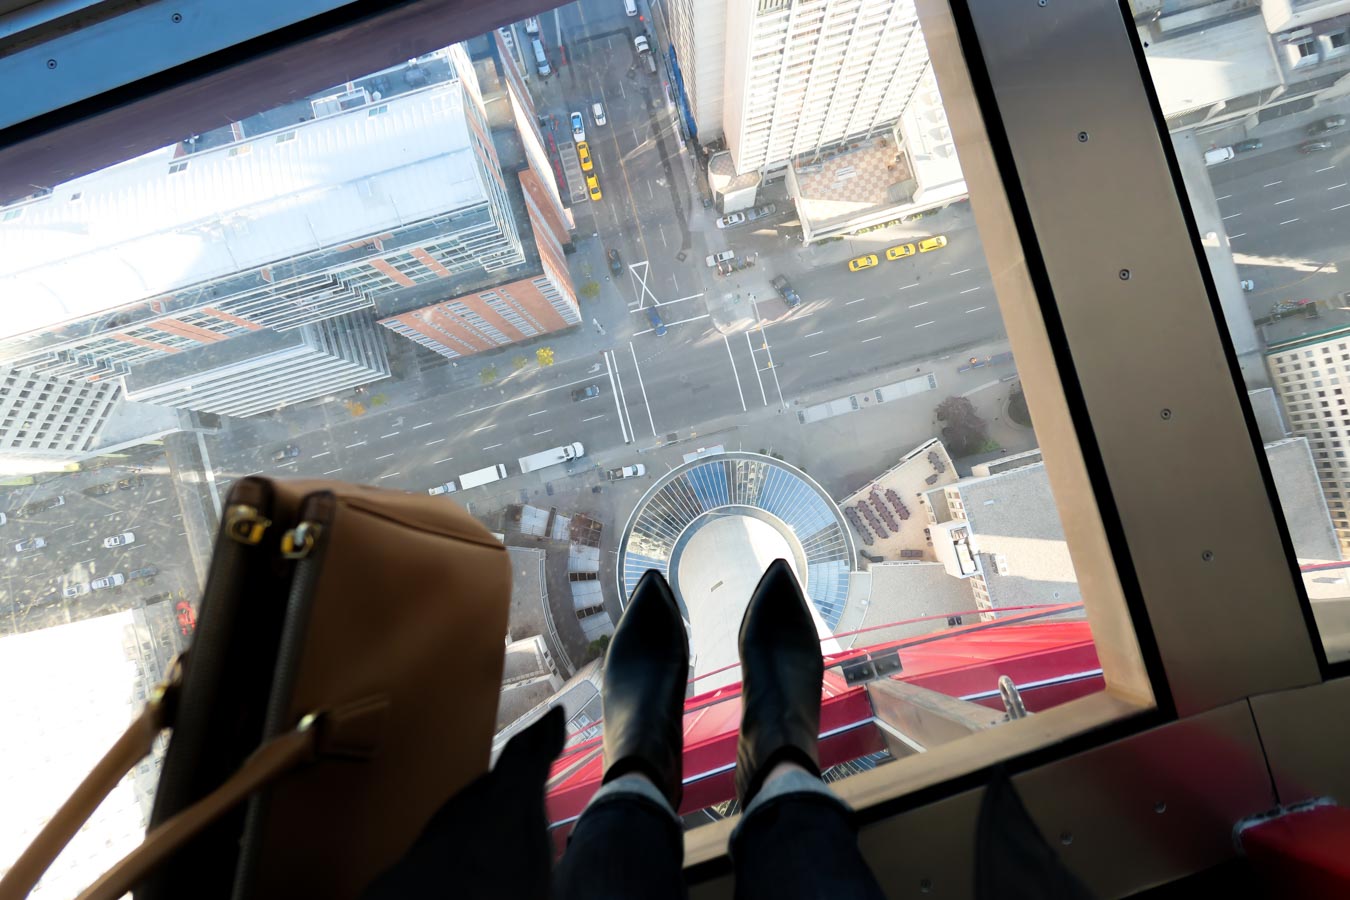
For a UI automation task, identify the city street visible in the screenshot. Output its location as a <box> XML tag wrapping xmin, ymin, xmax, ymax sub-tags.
<box><xmin>0</xmin><ymin>458</ymin><xmax>195</xmax><ymax>643</ymax></box>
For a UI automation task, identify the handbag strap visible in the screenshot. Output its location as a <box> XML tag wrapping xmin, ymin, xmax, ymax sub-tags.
<box><xmin>0</xmin><ymin>680</ymin><xmax>176</xmax><ymax>900</ymax></box>
<box><xmin>74</xmin><ymin>720</ymin><xmax>320</xmax><ymax>900</ymax></box>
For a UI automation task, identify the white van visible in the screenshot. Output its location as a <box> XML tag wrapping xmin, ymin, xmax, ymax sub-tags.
<box><xmin>624</xmin><ymin>0</ymin><xmax>638</xmax><ymax>16</ymax></box>
<box><xmin>459</xmin><ymin>464</ymin><xmax>508</xmax><ymax>489</ymax></box>
<box><xmin>1204</xmin><ymin>146</ymin><xmax>1235</xmax><ymax>166</ymax></box>
<box><xmin>532</xmin><ymin>38</ymin><xmax>551</xmax><ymax>77</ymax></box>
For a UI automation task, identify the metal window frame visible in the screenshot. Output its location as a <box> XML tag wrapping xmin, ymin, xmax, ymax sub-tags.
<box><xmin>1</xmin><ymin>0</ymin><xmax>1344</xmax><ymax>895</ymax></box>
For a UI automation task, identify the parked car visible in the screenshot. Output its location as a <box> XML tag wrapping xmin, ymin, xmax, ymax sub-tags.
<box><xmin>848</xmin><ymin>254</ymin><xmax>879</xmax><ymax>272</ymax></box>
<box><xmin>272</xmin><ymin>444</ymin><xmax>300</xmax><ymax>462</ymax></box>
<box><xmin>706</xmin><ymin>250</ymin><xmax>735</xmax><ymax>267</ymax></box>
<box><xmin>1308</xmin><ymin>116</ymin><xmax>1347</xmax><ymax>136</ymax></box>
<box><xmin>427</xmin><ymin>482</ymin><xmax>458</xmax><ymax>496</ymax></box>
<box><xmin>146</xmin><ymin>591</ymin><xmax>174</xmax><ymax>604</ymax></box>
<box><xmin>608</xmin><ymin>248</ymin><xmax>623</xmax><ymax>274</ymax></box>
<box><xmin>586</xmin><ymin>172</ymin><xmax>603</xmax><ymax>201</ymax></box>
<box><xmin>1301</xmin><ymin>140</ymin><xmax>1334</xmax><ymax>153</ymax></box>
<box><xmin>91</xmin><ymin>573</ymin><xmax>126</xmax><ymax>591</ymax></box>
<box><xmin>116</xmin><ymin>475</ymin><xmax>142</xmax><ymax>490</ymax></box>
<box><xmin>886</xmin><ymin>243</ymin><xmax>916</xmax><ymax>260</ymax></box>
<box><xmin>14</xmin><ymin>537</ymin><xmax>46</xmax><ymax>552</ymax></box>
<box><xmin>645</xmin><ymin>306</ymin><xmax>668</xmax><ymax>336</ymax></box>
<box><xmin>176</xmin><ymin>600</ymin><xmax>197</xmax><ymax>636</ymax></box>
<box><xmin>572</xmin><ymin>384</ymin><xmax>600</xmax><ymax>401</ymax></box>
<box><xmin>577</xmin><ymin>141</ymin><xmax>594</xmax><ymax>172</ymax></box>
<box><xmin>606</xmin><ymin>464</ymin><xmax>647</xmax><ymax>480</ymax></box>
<box><xmin>46</xmin><ymin>496</ymin><xmax>65</xmax><ymax>510</ymax></box>
<box><xmin>0</xmin><ymin>512</ymin><xmax>6</xmax><ymax>526</ymax></box>
<box><xmin>746</xmin><ymin>203</ymin><xmax>777</xmax><ymax>221</ymax></box>
<box><xmin>716</xmin><ymin>212</ymin><xmax>747</xmax><ymax>229</ymax></box>
<box><xmin>523</xmin><ymin>15</ymin><xmax>540</xmax><ymax>34</ymax></box>
<box><xmin>87</xmin><ymin>482</ymin><xmax>117</xmax><ymax>496</ymax></box>
<box><xmin>1233</xmin><ymin>138</ymin><xmax>1263</xmax><ymax>153</ymax></box>
<box><xmin>1203</xmin><ymin>146</ymin><xmax>1236</xmax><ymax>166</ymax></box>
<box><xmin>1240</xmin><ymin>279</ymin><xmax>1256</xmax><ymax>292</ymax></box>
<box><xmin>570</xmin><ymin>111</ymin><xmax>586</xmax><ymax>143</ymax></box>
<box><xmin>102</xmin><ymin>532</ymin><xmax>135</xmax><ymax>548</ymax></box>
<box><xmin>918</xmin><ymin>235</ymin><xmax>949</xmax><ymax>253</ymax></box>
<box><xmin>15</xmin><ymin>502</ymin><xmax>44</xmax><ymax>518</ymax></box>
<box><xmin>771</xmin><ymin>275</ymin><xmax>802</xmax><ymax>307</ymax></box>
<box><xmin>63</xmin><ymin>583</ymin><xmax>89</xmax><ymax>598</ymax></box>
<box><xmin>634</xmin><ymin>34</ymin><xmax>650</xmax><ymax>55</ymax></box>
<box><xmin>128</xmin><ymin>566</ymin><xmax>159</xmax><ymax>581</ymax></box>
<box><xmin>592</xmin><ymin>102</ymin><xmax>607</xmax><ymax>126</ymax></box>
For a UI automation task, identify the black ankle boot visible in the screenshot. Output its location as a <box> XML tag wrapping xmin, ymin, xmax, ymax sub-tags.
<box><xmin>735</xmin><ymin>558</ymin><xmax>824</xmax><ymax>806</ymax></box>
<box><xmin>601</xmin><ymin>569</ymin><xmax>690</xmax><ymax>809</ymax></box>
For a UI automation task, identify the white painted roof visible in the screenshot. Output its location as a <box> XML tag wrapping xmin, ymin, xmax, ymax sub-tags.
<box><xmin>1141</xmin><ymin>15</ymin><xmax>1279</xmax><ymax>119</ymax></box>
<box><xmin>0</xmin><ymin>81</ymin><xmax>485</xmax><ymax>340</ymax></box>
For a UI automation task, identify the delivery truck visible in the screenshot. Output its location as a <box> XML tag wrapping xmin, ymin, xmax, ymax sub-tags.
<box><xmin>518</xmin><ymin>442</ymin><xmax>584</xmax><ymax>474</ymax></box>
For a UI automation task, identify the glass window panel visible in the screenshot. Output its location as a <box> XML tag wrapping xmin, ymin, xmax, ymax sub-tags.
<box><xmin>1135</xmin><ymin>1</ymin><xmax>1350</xmax><ymax>660</ymax></box>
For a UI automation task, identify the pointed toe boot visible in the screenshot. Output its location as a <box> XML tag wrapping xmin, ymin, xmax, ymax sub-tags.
<box><xmin>601</xmin><ymin>569</ymin><xmax>690</xmax><ymax>808</ymax></box>
<box><xmin>735</xmin><ymin>558</ymin><xmax>824</xmax><ymax>806</ymax></box>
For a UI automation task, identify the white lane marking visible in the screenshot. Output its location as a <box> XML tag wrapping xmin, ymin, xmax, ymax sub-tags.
<box><xmin>1328</xmin><ymin>183</ymin><xmax>1348</xmax><ymax>191</ymax></box>
<box><xmin>380</xmin><ymin>431</ymin><xmax>400</xmax><ymax>439</ymax></box>
<box><xmin>1215</xmin><ymin>194</ymin><xmax>1232</xmax><ymax>200</ymax></box>
<box><xmin>345</xmin><ymin>441</ymin><xmax>366</xmax><ymax>448</ymax></box>
<box><xmin>1274</xmin><ymin>198</ymin><xmax>1295</xmax><ymax>205</ymax></box>
<box><xmin>414</xmin><ymin>422</ymin><xmax>433</xmax><ymax>429</ymax></box>
<box><xmin>426</xmin><ymin>438</ymin><xmax>446</xmax><ymax>446</ymax></box>
<box><xmin>845</xmin><ymin>298</ymin><xmax>866</xmax><ymax>305</ymax></box>
<box><xmin>950</xmin><ymin>268</ymin><xmax>972</xmax><ymax>276</ymax></box>
<box><xmin>378</xmin><ymin>472</ymin><xmax>400</xmax><ymax>480</ymax></box>
<box><xmin>1279</xmin><ymin>218</ymin><xmax>1300</xmax><ymax>225</ymax></box>
<box><xmin>434</xmin><ymin>457</ymin><xmax>455</xmax><ymax>465</ymax></box>
<box><xmin>1230</xmin><ymin>232</ymin><xmax>1246</xmax><ymax>238</ymax></box>
<box><xmin>104</xmin><ymin>512</ymin><xmax>118</xmax><ymax>518</ymax></box>
<box><xmin>173</xmin><ymin>514</ymin><xmax>182</xmax><ymax>519</ymax></box>
<box><xmin>312</xmin><ymin>450</ymin><xmax>331</xmax><ymax>459</ymax></box>
<box><xmin>277</xmin><ymin>460</ymin><xmax>298</xmax><ymax>468</ymax></box>
<box><xmin>1317</xmin><ymin>167</ymin><xmax>1337</xmax><ymax>173</ymax></box>
<box><xmin>722</xmin><ymin>333</ymin><xmax>748</xmax><ymax>412</ymax></box>
<box><xmin>178</xmin><ymin>531</ymin><xmax>188</xmax><ymax>536</ymax></box>
<box><xmin>960</xmin><ymin>286</ymin><xmax>981</xmax><ymax>294</ymax></box>
<box><xmin>54</xmin><ymin>523</ymin><xmax>74</xmax><ymax>530</ymax></box>
<box><xmin>665</xmin><ymin>313</ymin><xmax>711</xmax><ymax>327</ymax></box>
<box><xmin>760</xmin><ymin>330</ymin><xmax>786</xmax><ymax>409</ymax></box>
<box><xmin>900</xmin><ymin>283</ymin><xmax>920</xmax><ymax>290</ymax></box>
<box><xmin>604</xmin><ymin>350</ymin><xmax>632</xmax><ymax>444</ymax></box>
<box><xmin>148</xmin><ymin>497</ymin><xmax>168</xmax><ymax>504</ymax></box>
<box><xmin>528</xmin><ymin>409</ymin><xmax>549</xmax><ymax>416</ymax></box>
<box><xmin>583</xmin><ymin>414</ymin><xmax>606</xmax><ymax>422</ymax></box>
<box><xmin>1333</xmin><ymin>203</ymin><xmax>1350</xmax><ymax>211</ymax></box>
<box><xmin>1222</xmin><ymin>213</ymin><xmax>1242</xmax><ymax>220</ymax></box>
<box><xmin>375</xmin><ymin>453</ymin><xmax>394</xmax><ymax>461</ymax></box>
<box><xmin>909</xmin><ymin>301</ymin><xmax>928</xmax><ymax>308</ymax></box>
<box><xmin>915</xmin><ymin>321</ymin><xmax>935</xmax><ymax>328</ymax></box>
<box><xmin>483</xmin><ymin>443</ymin><xmax>503</xmax><ymax>451</ymax></box>
<box><xmin>1264</xmin><ymin>181</ymin><xmax>1282</xmax><ymax>187</ymax></box>
<box><xmin>324</xmin><ymin>468</ymin><xmax>343</xmax><ymax>475</ymax></box>
<box><xmin>810</xmin><ymin>350</ymin><xmax>830</xmax><ymax>358</ymax></box>
<box><xmin>630</xmin><ymin>341</ymin><xmax>658</xmax><ymax>437</ymax></box>
<box><xmin>473</xmin><ymin>425</ymin><xmax>495</xmax><ymax>432</ymax></box>
<box><xmin>804</xmin><ymin>330</ymin><xmax>825</xmax><ymax>338</ymax></box>
<box><xmin>857</xmin><ymin>315</ymin><xmax>877</xmax><ymax>323</ymax></box>
<box><xmin>861</xmin><ymin>336</ymin><xmax>882</xmax><ymax>343</ymax></box>
<box><xmin>966</xmin><ymin>307</ymin><xmax>987</xmax><ymax>313</ymax></box>
<box><xmin>533</xmin><ymin>429</ymin><xmax>553</xmax><ymax>436</ymax></box>
<box><xmin>744</xmin><ymin>331</ymin><xmax>768</xmax><ymax>406</ymax></box>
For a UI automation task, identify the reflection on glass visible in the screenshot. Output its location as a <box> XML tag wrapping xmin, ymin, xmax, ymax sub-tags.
<box><xmin>0</xmin><ymin>0</ymin><xmax>1101</xmax><ymax>878</ymax></box>
<box><xmin>1134</xmin><ymin>0</ymin><xmax>1350</xmax><ymax>659</ymax></box>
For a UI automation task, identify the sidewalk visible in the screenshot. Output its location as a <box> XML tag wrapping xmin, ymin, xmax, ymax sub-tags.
<box><xmin>1199</xmin><ymin>91</ymin><xmax>1350</xmax><ymax>156</ymax></box>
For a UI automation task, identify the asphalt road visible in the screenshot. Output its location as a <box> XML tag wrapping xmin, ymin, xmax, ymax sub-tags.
<box><xmin>1211</xmin><ymin>132</ymin><xmax>1350</xmax><ymax>266</ymax></box>
<box><xmin>0</xmin><ymin>458</ymin><xmax>196</xmax><ymax>637</ymax></box>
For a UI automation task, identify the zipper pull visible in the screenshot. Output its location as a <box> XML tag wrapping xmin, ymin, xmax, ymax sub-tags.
<box><xmin>225</xmin><ymin>505</ymin><xmax>272</xmax><ymax>545</ymax></box>
<box><xmin>281</xmin><ymin>521</ymin><xmax>323</xmax><ymax>559</ymax></box>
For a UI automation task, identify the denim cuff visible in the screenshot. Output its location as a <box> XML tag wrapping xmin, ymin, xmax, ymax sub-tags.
<box><xmin>731</xmin><ymin>770</ymin><xmax>849</xmax><ymax>842</ymax></box>
<box><xmin>586</xmin><ymin>772</ymin><xmax>679</xmax><ymax>821</ymax></box>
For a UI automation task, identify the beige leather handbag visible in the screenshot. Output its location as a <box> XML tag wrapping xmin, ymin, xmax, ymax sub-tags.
<box><xmin>0</xmin><ymin>478</ymin><xmax>511</xmax><ymax>900</ymax></box>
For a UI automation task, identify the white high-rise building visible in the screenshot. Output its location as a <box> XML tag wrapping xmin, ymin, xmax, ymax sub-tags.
<box><xmin>721</xmin><ymin>0</ymin><xmax>932</xmax><ymax>176</ymax></box>
<box><xmin>663</xmin><ymin>0</ymin><xmax>728</xmax><ymax>143</ymax></box>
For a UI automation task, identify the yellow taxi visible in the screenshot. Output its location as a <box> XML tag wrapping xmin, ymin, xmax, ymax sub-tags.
<box><xmin>586</xmin><ymin>173</ymin><xmax>602</xmax><ymax>202</ymax></box>
<box><xmin>848</xmin><ymin>254</ymin><xmax>879</xmax><ymax>272</ymax></box>
<box><xmin>885</xmin><ymin>243</ymin><xmax>916</xmax><ymax>260</ymax></box>
<box><xmin>918</xmin><ymin>235</ymin><xmax>949</xmax><ymax>253</ymax></box>
<box><xmin>578</xmin><ymin>141</ymin><xmax>593</xmax><ymax>172</ymax></box>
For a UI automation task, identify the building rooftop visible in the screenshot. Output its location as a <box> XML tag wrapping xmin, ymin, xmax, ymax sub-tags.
<box><xmin>0</xmin><ymin>80</ymin><xmax>486</xmax><ymax>342</ymax></box>
<box><xmin>789</xmin><ymin>134</ymin><xmax>915</xmax><ymax>238</ymax></box>
<box><xmin>1139</xmin><ymin>13</ymin><xmax>1279</xmax><ymax>119</ymax></box>
<box><xmin>840</xmin><ymin>438</ymin><xmax>956</xmax><ymax>562</ymax></box>
<box><xmin>1265</xmin><ymin>437</ymin><xmax>1342</xmax><ymax>562</ymax></box>
<box><xmin>844</xmin><ymin>561</ymin><xmax>978</xmax><ymax>649</ymax></box>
